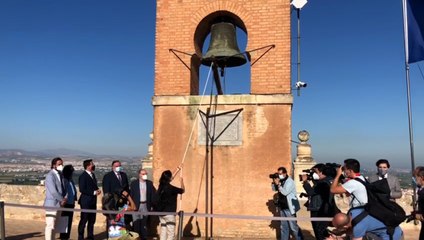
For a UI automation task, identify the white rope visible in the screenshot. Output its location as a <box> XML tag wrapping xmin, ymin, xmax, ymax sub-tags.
<box><xmin>174</xmin><ymin>63</ymin><xmax>214</xmax><ymax>211</ymax></box>
<box><xmin>178</xmin><ymin>63</ymin><xmax>214</xmax><ymax>168</ymax></box>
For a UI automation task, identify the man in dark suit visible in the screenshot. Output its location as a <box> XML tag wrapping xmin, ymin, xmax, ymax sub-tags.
<box><xmin>78</xmin><ymin>159</ymin><xmax>101</xmax><ymax>240</ymax></box>
<box><xmin>102</xmin><ymin>160</ymin><xmax>130</xmax><ymax>236</ymax></box>
<box><xmin>102</xmin><ymin>160</ymin><xmax>129</xmax><ymax>195</ymax></box>
<box><xmin>130</xmin><ymin>168</ymin><xmax>156</xmax><ymax>240</ymax></box>
<box><xmin>368</xmin><ymin>159</ymin><xmax>402</xmax><ymax>201</ymax></box>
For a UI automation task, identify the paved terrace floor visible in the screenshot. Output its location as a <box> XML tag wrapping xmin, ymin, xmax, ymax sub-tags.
<box><xmin>3</xmin><ymin>211</ymin><xmax>421</xmax><ymax>240</ymax></box>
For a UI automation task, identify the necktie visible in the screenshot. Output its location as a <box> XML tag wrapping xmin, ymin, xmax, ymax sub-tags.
<box><xmin>117</xmin><ymin>173</ymin><xmax>122</xmax><ymax>185</ymax></box>
<box><xmin>60</xmin><ymin>174</ymin><xmax>66</xmax><ymax>197</ymax></box>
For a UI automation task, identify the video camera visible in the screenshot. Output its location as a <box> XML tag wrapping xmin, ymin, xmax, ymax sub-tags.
<box><xmin>298</xmin><ymin>163</ymin><xmax>344</xmax><ymax>182</ymax></box>
<box><xmin>269</xmin><ymin>173</ymin><xmax>279</xmax><ymax>179</ymax></box>
<box><xmin>326</xmin><ymin>163</ymin><xmax>341</xmax><ymax>169</ymax></box>
<box><xmin>299</xmin><ymin>169</ymin><xmax>314</xmax><ymax>181</ymax></box>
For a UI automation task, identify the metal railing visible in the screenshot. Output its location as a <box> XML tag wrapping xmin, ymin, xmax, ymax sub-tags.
<box><xmin>0</xmin><ymin>201</ymin><xmax>332</xmax><ymax>240</ymax></box>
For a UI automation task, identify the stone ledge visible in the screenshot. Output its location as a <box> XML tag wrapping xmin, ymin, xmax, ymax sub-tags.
<box><xmin>152</xmin><ymin>94</ymin><xmax>293</xmax><ymax>106</ymax></box>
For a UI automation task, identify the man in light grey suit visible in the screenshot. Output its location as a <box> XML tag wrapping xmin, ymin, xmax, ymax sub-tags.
<box><xmin>368</xmin><ymin>159</ymin><xmax>402</xmax><ymax>201</ymax></box>
<box><xmin>44</xmin><ymin>157</ymin><xmax>67</xmax><ymax>240</ymax></box>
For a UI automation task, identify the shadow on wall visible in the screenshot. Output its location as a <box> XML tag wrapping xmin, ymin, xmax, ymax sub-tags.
<box><xmin>182</xmin><ymin>208</ymin><xmax>201</xmax><ymax>239</ymax></box>
<box><xmin>266</xmin><ymin>194</ymin><xmax>281</xmax><ymax>239</ymax></box>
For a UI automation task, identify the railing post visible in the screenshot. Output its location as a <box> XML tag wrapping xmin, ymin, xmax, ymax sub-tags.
<box><xmin>0</xmin><ymin>201</ymin><xmax>5</xmax><ymax>240</ymax></box>
<box><xmin>177</xmin><ymin>210</ymin><xmax>184</xmax><ymax>240</ymax></box>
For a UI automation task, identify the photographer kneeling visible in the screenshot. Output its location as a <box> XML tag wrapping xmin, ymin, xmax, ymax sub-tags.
<box><xmin>103</xmin><ymin>190</ymin><xmax>139</xmax><ymax>240</ymax></box>
<box><xmin>302</xmin><ymin>163</ymin><xmax>339</xmax><ymax>240</ymax></box>
<box><xmin>272</xmin><ymin>167</ymin><xmax>304</xmax><ymax>240</ymax></box>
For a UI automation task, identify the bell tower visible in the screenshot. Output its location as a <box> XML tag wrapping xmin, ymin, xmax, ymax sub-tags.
<box><xmin>153</xmin><ymin>0</ymin><xmax>293</xmax><ymax>238</ymax></box>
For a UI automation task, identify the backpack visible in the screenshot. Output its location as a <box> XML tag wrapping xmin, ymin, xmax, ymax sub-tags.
<box><xmin>323</xmin><ymin>179</ymin><xmax>341</xmax><ymax>217</ymax></box>
<box><xmin>102</xmin><ymin>192</ymin><xmax>125</xmax><ymax>220</ymax></box>
<box><xmin>351</xmin><ymin>178</ymin><xmax>406</xmax><ymax>240</ymax></box>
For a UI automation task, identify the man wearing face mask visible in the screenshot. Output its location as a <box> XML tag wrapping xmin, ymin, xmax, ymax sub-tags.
<box><xmin>44</xmin><ymin>157</ymin><xmax>67</xmax><ymax>240</ymax></box>
<box><xmin>130</xmin><ymin>168</ymin><xmax>156</xmax><ymax>240</ymax></box>
<box><xmin>102</xmin><ymin>160</ymin><xmax>130</xmax><ymax>237</ymax></box>
<box><xmin>302</xmin><ymin>164</ymin><xmax>339</xmax><ymax>240</ymax></box>
<box><xmin>273</xmin><ymin>167</ymin><xmax>304</xmax><ymax>240</ymax></box>
<box><xmin>102</xmin><ymin>160</ymin><xmax>129</xmax><ymax>195</ymax></box>
<box><xmin>331</xmin><ymin>159</ymin><xmax>367</xmax><ymax>209</ymax></box>
<box><xmin>78</xmin><ymin>159</ymin><xmax>101</xmax><ymax>240</ymax></box>
<box><xmin>368</xmin><ymin>159</ymin><xmax>402</xmax><ymax>201</ymax></box>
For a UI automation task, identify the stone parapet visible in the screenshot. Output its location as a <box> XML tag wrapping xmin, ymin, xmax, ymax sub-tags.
<box><xmin>152</xmin><ymin>94</ymin><xmax>293</xmax><ymax>106</ymax></box>
<box><xmin>0</xmin><ymin>184</ymin><xmax>106</xmax><ymax>227</ymax></box>
<box><xmin>0</xmin><ymin>184</ymin><xmax>419</xmax><ymax>238</ymax></box>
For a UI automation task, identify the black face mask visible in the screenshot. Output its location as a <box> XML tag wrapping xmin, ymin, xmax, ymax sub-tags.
<box><xmin>92</xmin><ymin>165</ymin><xmax>96</xmax><ymax>171</ymax></box>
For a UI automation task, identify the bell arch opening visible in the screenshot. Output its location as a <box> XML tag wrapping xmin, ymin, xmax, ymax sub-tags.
<box><xmin>192</xmin><ymin>11</ymin><xmax>251</xmax><ymax>95</ymax></box>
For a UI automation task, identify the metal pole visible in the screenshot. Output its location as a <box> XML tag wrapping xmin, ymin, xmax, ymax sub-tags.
<box><xmin>177</xmin><ymin>211</ymin><xmax>184</xmax><ymax>240</ymax></box>
<box><xmin>297</xmin><ymin>8</ymin><xmax>301</xmax><ymax>85</ymax></box>
<box><xmin>210</xmin><ymin>138</ymin><xmax>214</xmax><ymax>239</ymax></box>
<box><xmin>297</xmin><ymin>8</ymin><xmax>301</xmax><ymax>96</ymax></box>
<box><xmin>401</xmin><ymin>0</ymin><xmax>417</xmax><ymax>210</ymax></box>
<box><xmin>0</xmin><ymin>201</ymin><xmax>5</xmax><ymax>240</ymax></box>
<box><xmin>405</xmin><ymin>64</ymin><xmax>417</xmax><ymax>208</ymax></box>
<box><xmin>205</xmin><ymin>107</ymin><xmax>210</xmax><ymax>240</ymax></box>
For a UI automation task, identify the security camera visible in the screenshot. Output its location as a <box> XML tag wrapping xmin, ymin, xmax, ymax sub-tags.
<box><xmin>295</xmin><ymin>81</ymin><xmax>307</xmax><ymax>88</ymax></box>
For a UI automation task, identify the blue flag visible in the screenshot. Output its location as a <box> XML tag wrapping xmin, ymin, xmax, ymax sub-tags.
<box><xmin>407</xmin><ymin>0</ymin><xmax>424</xmax><ymax>63</ymax></box>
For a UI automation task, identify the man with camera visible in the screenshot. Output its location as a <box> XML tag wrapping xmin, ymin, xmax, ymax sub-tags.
<box><xmin>329</xmin><ymin>159</ymin><xmax>404</xmax><ymax>240</ymax></box>
<box><xmin>302</xmin><ymin>163</ymin><xmax>339</xmax><ymax>240</ymax></box>
<box><xmin>272</xmin><ymin>167</ymin><xmax>304</xmax><ymax>240</ymax></box>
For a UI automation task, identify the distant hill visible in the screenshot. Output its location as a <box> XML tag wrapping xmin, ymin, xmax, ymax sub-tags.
<box><xmin>37</xmin><ymin>148</ymin><xmax>95</xmax><ymax>157</ymax></box>
<box><xmin>0</xmin><ymin>148</ymin><xmax>141</xmax><ymax>161</ymax></box>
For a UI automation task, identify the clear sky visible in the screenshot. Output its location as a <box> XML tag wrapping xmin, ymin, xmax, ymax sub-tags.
<box><xmin>0</xmin><ymin>1</ymin><xmax>423</xmax><ymax>168</ymax></box>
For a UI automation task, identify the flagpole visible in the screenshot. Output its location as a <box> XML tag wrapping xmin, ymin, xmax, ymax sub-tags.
<box><xmin>401</xmin><ymin>0</ymin><xmax>417</xmax><ymax>210</ymax></box>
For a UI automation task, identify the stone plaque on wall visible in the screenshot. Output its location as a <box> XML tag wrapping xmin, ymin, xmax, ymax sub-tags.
<box><xmin>198</xmin><ymin>111</ymin><xmax>242</xmax><ymax>146</ymax></box>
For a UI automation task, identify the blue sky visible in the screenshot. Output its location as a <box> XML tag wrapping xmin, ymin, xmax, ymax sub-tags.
<box><xmin>0</xmin><ymin>1</ymin><xmax>423</xmax><ymax>168</ymax></box>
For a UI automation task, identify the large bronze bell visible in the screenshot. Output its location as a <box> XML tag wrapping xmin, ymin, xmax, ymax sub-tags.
<box><xmin>202</xmin><ymin>22</ymin><xmax>247</xmax><ymax>68</ymax></box>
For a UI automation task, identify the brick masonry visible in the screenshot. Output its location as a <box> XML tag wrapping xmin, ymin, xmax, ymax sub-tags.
<box><xmin>153</xmin><ymin>0</ymin><xmax>292</xmax><ymax>238</ymax></box>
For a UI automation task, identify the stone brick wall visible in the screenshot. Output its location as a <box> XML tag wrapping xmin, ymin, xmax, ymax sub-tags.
<box><xmin>154</xmin><ymin>0</ymin><xmax>291</xmax><ymax>95</ymax></box>
<box><xmin>154</xmin><ymin>0</ymin><xmax>292</xmax><ymax>237</ymax></box>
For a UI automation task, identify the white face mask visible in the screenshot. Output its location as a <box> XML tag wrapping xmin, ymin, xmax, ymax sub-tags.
<box><xmin>279</xmin><ymin>174</ymin><xmax>285</xmax><ymax>179</ymax></box>
<box><xmin>115</xmin><ymin>166</ymin><xmax>122</xmax><ymax>172</ymax></box>
<box><xmin>141</xmin><ymin>174</ymin><xmax>148</xmax><ymax>180</ymax></box>
<box><xmin>312</xmin><ymin>172</ymin><xmax>320</xmax><ymax>180</ymax></box>
<box><xmin>56</xmin><ymin>165</ymin><xmax>64</xmax><ymax>172</ymax></box>
<box><xmin>378</xmin><ymin>168</ymin><xmax>388</xmax><ymax>176</ymax></box>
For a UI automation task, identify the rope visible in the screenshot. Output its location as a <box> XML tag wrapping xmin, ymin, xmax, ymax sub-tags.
<box><xmin>172</xmin><ymin>63</ymin><xmax>214</xmax><ymax>211</ymax></box>
<box><xmin>178</xmin><ymin>63</ymin><xmax>214</xmax><ymax>167</ymax></box>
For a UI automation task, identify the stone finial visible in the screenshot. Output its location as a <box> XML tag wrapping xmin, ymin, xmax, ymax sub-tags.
<box><xmin>295</xmin><ymin>130</ymin><xmax>313</xmax><ymax>162</ymax></box>
<box><xmin>297</xmin><ymin>130</ymin><xmax>309</xmax><ymax>143</ymax></box>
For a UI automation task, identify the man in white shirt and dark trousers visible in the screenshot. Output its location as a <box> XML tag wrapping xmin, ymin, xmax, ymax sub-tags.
<box><xmin>329</xmin><ymin>158</ymin><xmax>404</xmax><ymax>239</ymax></box>
<box><xmin>130</xmin><ymin>168</ymin><xmax>156</xmax><ymax>240</ymax></box>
